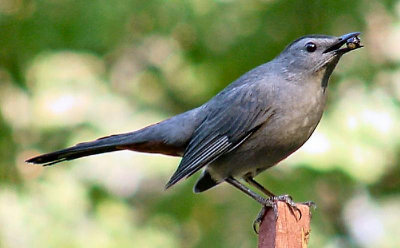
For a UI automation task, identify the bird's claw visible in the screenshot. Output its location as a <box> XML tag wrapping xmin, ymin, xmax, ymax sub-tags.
<box><xmin>253</xmin><ymin>195</ymin><xmax>314</xmax><ymax>234</ymax></box>
<box><xmin>273</xmin><ymin>194</ymin><xmax>302</xmax><ymax>220</ymax></box>
<box><xmin>253</xmin><ymin>197</ymin><xmax>275</xmax><ymax>234</ymax></box>
<box><xmin>253</xmin><ymin>206</ymin><xmax>265</xmax><ymax>234</ymax></box>
<box><xmin>302</xmin><ymin>200</ymin><xmax>317</xmax><ymax>209</ymax></box>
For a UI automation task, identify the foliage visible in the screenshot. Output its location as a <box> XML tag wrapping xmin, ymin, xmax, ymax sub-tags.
<box><xmin>1</xmin><ymin>0</ymin><xmax>400</xmax><ymax>247</ymax></box>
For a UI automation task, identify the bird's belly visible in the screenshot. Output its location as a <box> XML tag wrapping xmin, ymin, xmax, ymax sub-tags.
<box><xmin>209</xmin><ymin>93</ymin><xmax>325</xmax><ymax>180</ymax></box>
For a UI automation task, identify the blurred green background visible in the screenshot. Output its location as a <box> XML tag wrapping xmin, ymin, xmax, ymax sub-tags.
<box><xmin>1</xmin><ymin>0</ymin><xmax>400</xmax><ymax>247</ymax></box>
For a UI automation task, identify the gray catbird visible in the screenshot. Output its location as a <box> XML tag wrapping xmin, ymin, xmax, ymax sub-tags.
<box><xmin>27</xmin><ymin>32</ymin><xmax>362</xmax><ymax>206</ymax></box>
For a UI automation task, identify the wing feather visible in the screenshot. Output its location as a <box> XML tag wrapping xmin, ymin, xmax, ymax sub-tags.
<box><xmin>165</xmin><ymin>84</ymin><xmax>274</xmax><ymax>188</ymax></box>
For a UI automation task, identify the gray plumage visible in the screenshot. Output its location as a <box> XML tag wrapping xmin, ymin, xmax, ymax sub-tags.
<box><xmin>27</xmin><ymin>32</ymin><xmax>362</xmax><ymax>194</ymax></box>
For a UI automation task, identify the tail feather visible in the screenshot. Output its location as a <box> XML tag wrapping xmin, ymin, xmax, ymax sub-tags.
<box><xmin>193</xmin><ymin>171</ymin><xmax>219</xmax><ymax>193</ymax></box>
<box><xmin>26</xmin><ymin>134</ymin><xmax>131</xmax><ymax>166</ymax></box>
<box><xmin>27</xmin><ymin>127</ymin><xmax>186</xmax><ymax>166</ymax></box>
<box><xmin>26</xmin><ymin>108</ymin><xmax>202</xmax><ymax>167</ymax></box>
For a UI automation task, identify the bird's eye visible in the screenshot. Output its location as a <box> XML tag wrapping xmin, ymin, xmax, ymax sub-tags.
<box><xmin>305</xmin><ymin>42</ymin><xmax>317</xmax><ymax>52</ymax></box>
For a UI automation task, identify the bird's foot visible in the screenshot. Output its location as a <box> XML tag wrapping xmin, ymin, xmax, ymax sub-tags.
<box><xmin>253</xmin><ymin>197</ymin><xmax>273</xmax><ymax>234</ymax></box>
<box><xmin>302</xmin><ymin>200</ymin><xmax>317</xmax><ymax>209</ymax></box>
<box><xmin>272</xmin><ymin>194</ymin><xmax>301</xmax><ymax>220</ymax></box>
<box><xmin>252</xmin><ymin>195</ymin><xmax>315</xmax><ymax>234</ymax></box>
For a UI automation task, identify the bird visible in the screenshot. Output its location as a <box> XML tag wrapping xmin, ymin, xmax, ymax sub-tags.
<box><xmin>27</xmin><ymin>32</ymin><xmax>362</xmax><ymax>208</ymax></box>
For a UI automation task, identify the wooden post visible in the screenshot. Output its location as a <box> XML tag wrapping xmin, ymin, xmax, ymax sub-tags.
<box><xmin>258</xmin><ymin>202</ymin><xmax>311</xmax><ymax>248</ymax></box>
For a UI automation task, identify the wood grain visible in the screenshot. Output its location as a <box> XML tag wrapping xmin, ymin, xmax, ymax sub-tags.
<box><xmin>258</xmin><ymin>202</ymin><xmax>311</xmax><ymax>248</ymax></box>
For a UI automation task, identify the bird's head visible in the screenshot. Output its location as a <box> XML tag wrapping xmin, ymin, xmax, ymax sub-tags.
<box><xmin>277</xmin><ymin>32</ymin><xmax>362</xmax><ymax>79</ymax></box>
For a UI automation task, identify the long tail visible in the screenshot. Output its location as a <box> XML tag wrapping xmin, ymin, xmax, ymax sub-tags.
<box><xmin>26</xmin><ymin>132</ymin><xmax>142</xmax><ymax>166</ymax></box>
<box><xmin>26</xmin><ymin>108</ymin><xmax>202</xmax><ymax>166</ymax></box>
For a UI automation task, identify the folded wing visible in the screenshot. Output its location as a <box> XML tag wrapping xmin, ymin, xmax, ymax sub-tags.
<box><xmin>165</xmin><ymin>84</ymin><xmax>274</xmax><ymax>188</ymax></box>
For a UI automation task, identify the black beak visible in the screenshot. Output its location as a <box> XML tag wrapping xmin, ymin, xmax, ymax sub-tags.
<box><xmin>323</xmin><ymin>32</ymin><xmax>362</xmax><ymax>54</ymax></box>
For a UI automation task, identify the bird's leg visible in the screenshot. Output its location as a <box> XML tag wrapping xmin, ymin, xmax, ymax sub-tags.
<box><xmin>225</xmin><ymin>177</ymin><xmax>272</xmax><ymax>205</ymax></box>
<box><xmin>243</xmin><ymin>177</ymin><xmax>308</xmax><ymax>230</ymax></box>
<box><xmin>245</xmin><ymin>176</ymin><xmax>301</xmax><ymax>217</ymax></box>
<box><xmin>225</xmin><ymin>177</ymin><xmax>275</xmax><ymax>233</ymax></box>
<box><xmin>226</xmin><ymin>177</ymin><xmax>312</xmax><ymax>233</ymax></box>
<box><xmin>245</xmin><ymin>177</ymin><xmax>276</xmax><ymax>198</ymax></box>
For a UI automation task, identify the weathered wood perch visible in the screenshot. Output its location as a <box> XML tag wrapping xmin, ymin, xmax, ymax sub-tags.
<box><xmin>258</xmin><ymin>202</ymin><xmax>311</xmax><ymax>248</ymax></box>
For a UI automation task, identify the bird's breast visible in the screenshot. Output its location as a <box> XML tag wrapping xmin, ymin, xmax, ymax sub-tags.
<box><xmin>231</xmin><ymin>82</ymin><xmax>327</xmax><ymax>168</ymax></box>
<box><xmin>208</xmin><ymin>81</ymin><xmax>327</xmax><ymax>179</ymax></box>
<box><xmin>266</xmin><ymin>83</ymin><xmax>326</xmax><ymax>151</ymax></box>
